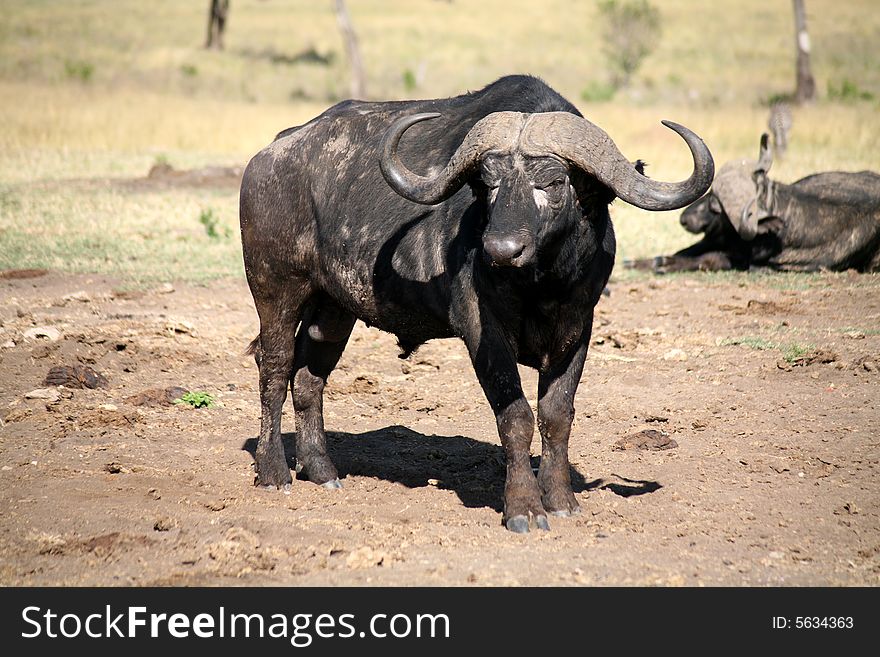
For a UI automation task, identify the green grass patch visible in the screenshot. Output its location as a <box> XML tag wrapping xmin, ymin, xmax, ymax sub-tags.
<box><xmin>721</xmin><ymin>336</ymin><xmax>777</xmax><ymax>351</ymax></box>
<box><xmin>839</xmin><ymin>326</ymin><xmax>880</xmax><ymax>336</ymax></box>
<box><xmin>721</xmin><ymin>337</ymin><xmax>817</xmax><ymax>362</ymax></box>
<box><xmin>173</xmin><ymin>391</ymin><xmax>217</xmax><ymax>409</ymax></box>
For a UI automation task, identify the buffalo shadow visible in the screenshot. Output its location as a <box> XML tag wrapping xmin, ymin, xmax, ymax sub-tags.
<box><xmin>242</xmin><ymin>426</ymin><xmax>660</xmax><ymax>512</ymax></box>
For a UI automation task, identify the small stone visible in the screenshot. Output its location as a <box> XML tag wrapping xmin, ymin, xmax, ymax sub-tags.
<box><xmin>125</xmin><ymin>386</ymin><xmax>189</xmax><ymax>407</ymax></box>
<box><xmin>165</xmin><ymin>320</ymin><xmax>195</xmax><ymax>336</ymax></box>
<box><xmin>147</xmin><ymin>488</ymin><xmax>161</xmax><ymax>500</ymax></box>
<box><xmin>154</xmin><ymin>516</ymin><xmax>177</xmax><ymax>532</ymax></box>
<box><xmin>3</xmin><ymin>408</ymin><xmax>31</xmax><ymax>423</ymax></box>
<box><xmin>104</xmin><ymin>462</ymin><xmax>131</xmax><ymax>474</ymax></box>
<box><xmin>613</xmin><ymin>429</ymin><xmax>678</xmax><ymax>451</ymax></box>
<box><xmin>25</xmin><ymin>388</ymin><xmax>60</xmax><ymax>402</ymax></box>
<box><xmin>62</xmin><ymin>291</ymin><xmax>91</xmax><ymax>303</ymax></box>
<box><xmin>23</xmin><ymin>327</ymin><xmax>61</xmax><ymax>341</ymax></box>
<box><xmin>44</xmin><ymin>364</ymin><xmax>109</xmax><ymax>389</ymax></box>
<box><xmin>345</xmin><ymin>546</ymin><xmax>386</xmax><ymax>569</ymax></box>
<box><xmin>662</xmin><ymin>348</ymin><xmax>688</xmax><ymax>362</ymax></box>
<box><xmin>843</xmin><ymin>331</ymin><xmax>865</xmax><ymax>340</ymax></box>
<box><xmin>1</xmin><ymin>340</ymin><xmax>15</xmax><ymax>349</ymax></box>
<box><xmin>157</xmin><ymin>283</ymin><xmax>175</xmax><ymax>294</ymax></box>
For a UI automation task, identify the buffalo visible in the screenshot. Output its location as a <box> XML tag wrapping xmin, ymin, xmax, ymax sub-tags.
<box><xmin>239</xmin><ymin>75</ymin><xmax>714</xmax><ymax>532</ymax></box>
<box><xmin>626</xmin><ymin>134</ymin><xmax>880</xmax><ymax>273</ymax></box>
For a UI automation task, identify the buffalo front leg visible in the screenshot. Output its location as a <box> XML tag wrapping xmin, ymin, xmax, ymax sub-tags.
<box><xmin>291</xmin><ymin>299</ymin><xmax>355</xmax><ymax>489</ymax></box>
<box><xmin>466</xmin><ymin>333</ymin><xmax>548</xmax><ymax>534</ymax></box>
<box><xmin>537</xmin><ymin>336</ymin><xmax>589</xmax><ymax>517</ymax></box>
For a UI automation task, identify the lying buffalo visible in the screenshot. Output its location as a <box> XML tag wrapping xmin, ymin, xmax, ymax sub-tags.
<box><xmin>626</xmin><ymin>134</ymin><xmax>880</xmax><ymax>273</ymax></box>
<box><xmin>240</xmin><ymin>75</ymin><xmax>714</xmax><ymax>532</ymax></box>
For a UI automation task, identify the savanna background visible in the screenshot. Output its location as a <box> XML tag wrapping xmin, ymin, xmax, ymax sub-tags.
<box><xmin>0</xmin><ymin>1</ymin><xmax>878</xmax><ymax>586</ymax></box>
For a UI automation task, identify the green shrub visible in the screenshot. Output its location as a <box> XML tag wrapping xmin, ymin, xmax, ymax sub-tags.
<box><xmin>827</xmin><ymin>78</ymin><xmax>874</xmax><ymax>102</ymax></box>
<box><xmin>597</xmin><ymin>0</ymin><xmax>662</xmax><ymax>89</ymax></box>
<box><xmin>64</xmin><ymin>59</ymin><xmax>94</xmax><ymax>82</ymax></box>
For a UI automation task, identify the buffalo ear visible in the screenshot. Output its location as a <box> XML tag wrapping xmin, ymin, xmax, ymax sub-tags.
<box><xmin>751</xmin><ymin>133</ymin><xmax>773</xmax><ymax>216</ymax></box>
<box><xmin>757</xmin><ymin>216</ymin><xmax>783</xmax><ymax>235</ymax></box>
<box><xmin>571</xmin><ymin>169</ymin><xmax>616</xmax><ymax>206</ymax></box>
<box><xmin>756</xmin><ymin>133</ymin><xmax>773</xmax><ymax>173</ymax></box>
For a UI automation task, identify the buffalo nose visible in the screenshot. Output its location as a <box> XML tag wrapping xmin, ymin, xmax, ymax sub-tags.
<box><xmin>483</xmin><ymin>236</ymin><xmax>526</xmax><ymax>265</ymax></box>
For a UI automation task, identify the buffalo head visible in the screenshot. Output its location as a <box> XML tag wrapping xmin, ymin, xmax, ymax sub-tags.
<box><xmin>380</xmin><ymin>111</ymin><xmax>715</xmax><ymax>267</ymax></box>
<box><xmin>680</xmin><ymin>134</ymin><xmax>774</xmax><ymax>240</ymax></box>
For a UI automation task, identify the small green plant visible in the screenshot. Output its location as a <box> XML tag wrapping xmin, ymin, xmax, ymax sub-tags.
<box><xmin>597</xmin><ymin>0</ymin><xmax>662</xmax><ymax>89</ymax></box>
<box><xmin>402</xmin><ymin>68</ymin><xmax>417</xmax><ymax>93</ymax></box>
<box><xmin>64</xmin><ymin>59</ymin><xmax>94</xmax><ymax>82</ymax></box>
<box><xmin>198</xmin><ymin>208</ymin><xmax>231</xmax><ymax>239</ymax></box>
<box><xmin>781</xmin><ymin>343</ymin><xmax>813</xmax><ymax>364</ymax></box>
<box><xmin>173</xmin><ymin>391</ymin><xmax>216</xmax><ymax>408</ymax></box>
<box><xmin>581</xmin><ymin>80</ymin><xmax>617</xmax><ymax>102</ymax></box>
<box><xmin>180</xmin><ymin>64</ymin><xmax>199</xmax><ymax>77</ymax></box>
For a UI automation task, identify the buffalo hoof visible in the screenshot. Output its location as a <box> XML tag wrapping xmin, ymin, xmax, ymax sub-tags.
<box><xmin>253</xmin><ymin>464</ymin><xmax>292</xmax><ymax>491</ymax></box>
<box><xmin>256</xmin><ymin>481</ymin><xmax>292</xmax><ymax>495</ymax></box>
<box><xmin>549</xmin><ymin>506</ymin><xmax>581</xmax><ymax>518</ymax></box>
<box><xmin>505</xmin><ymin>514</ymin><xmax>550</xmax><ymax>533</ymax></box>
<box><xmin>321</xmin><ymin>478</ymin><xmax>343</xmax><ymax>490</ymax></box>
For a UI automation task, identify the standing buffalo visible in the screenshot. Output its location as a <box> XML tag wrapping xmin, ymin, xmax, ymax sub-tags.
<box><xmin>626</xmin><ymin>134</ymin><xmax>880</xmax><ymax>273</ymax></box>
<box><xmin>240</xmin><ymin>75</ymin><xmax>714</xmax><ymax>532</ymax></box>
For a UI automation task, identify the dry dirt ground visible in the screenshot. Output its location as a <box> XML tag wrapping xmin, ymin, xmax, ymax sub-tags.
<box><xmin>1</xmin><ymin>268</ymin><xmax>878</xmax><ymax>586</ymax></box>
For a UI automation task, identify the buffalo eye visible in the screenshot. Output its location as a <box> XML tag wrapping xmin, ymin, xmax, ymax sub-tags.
<box><xmin>538</xmin><ymin>177</ymin><xmax>566</xmax><ymax>191</ymax></box>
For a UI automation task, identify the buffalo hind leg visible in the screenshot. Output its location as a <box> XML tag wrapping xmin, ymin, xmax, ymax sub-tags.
<box><xmin>466</xmin><ymin>326</ymin><xmax>548</xmax><ymax>533</ymax></box>
<box><xmin>252</xmin><ymin>281</ymin><xmax>312</xmax><ymax>490</ymax></box>
<box><xmin>537</xmin><ymin>336</ymin><xmax>589</xmax><ymax>517</ymax></box>
<box><xmin>291</xmin><ymin>298</ymin><xmax>356</xmax><ymax>488</ymax></box>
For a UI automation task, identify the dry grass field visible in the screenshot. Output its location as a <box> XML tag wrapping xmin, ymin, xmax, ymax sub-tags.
<box><xmin>2</xmin><ymin>0</ymin><xmax>879</xmax><ymax>278</ymax></box>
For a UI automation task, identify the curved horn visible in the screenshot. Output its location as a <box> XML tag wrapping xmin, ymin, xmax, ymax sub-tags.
<box><xmin>738</xmin><ymin>197</ymin><xmax>759</xmax><ymax>241</ymax></box>
<box><xmin>756</xmin><ymin>133</ymin><xmax>773</xmax><ymax>172</ymax></box>
<box><xmin>522</xmin><ymin>113</ymin><xmax>715</xmax><ymax>211</ymax></box>
<box><xmin>380</xmin><ymin>111</ymin><xmax>524</xmax><ymax>205</ymax></box>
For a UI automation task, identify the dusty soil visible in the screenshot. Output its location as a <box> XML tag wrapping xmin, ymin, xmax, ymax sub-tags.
<box><xmin>1</xmin><ymin>269</ymin><xmax>878</xmax><ymax>586</ymax></box>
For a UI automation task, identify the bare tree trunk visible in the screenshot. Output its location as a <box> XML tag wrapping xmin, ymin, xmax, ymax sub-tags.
<box><xmin>334</xmin><ymin>0</ymin><xmax>366</xmax><ymax>99</ymax></box>
<box><xmin>206</xmin><ymin>0</ymin><xmax>230</xmax><ymax>50</ymax></box>
<box><xmin>792</xmin><ymin>0</ymin><xmax>815</xmax><ymax>104</ymax></box>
